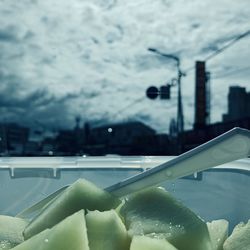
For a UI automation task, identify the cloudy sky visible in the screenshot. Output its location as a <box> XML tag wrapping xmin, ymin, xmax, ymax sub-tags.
<box><xmin>0</xmin><ymin>0</ymin><xmax>250</xmax><ymax>133</ymax></box>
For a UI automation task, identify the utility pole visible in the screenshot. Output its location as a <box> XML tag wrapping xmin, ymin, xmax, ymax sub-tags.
<box><xmin>148</xmin><ymin>48</ymin><xmax>185</xmax><ymax>135</ymax></box>
<box><xmin>176</xmin><ymin>59</ymin><xmax>184</xmax><ymax>134</ymax></box>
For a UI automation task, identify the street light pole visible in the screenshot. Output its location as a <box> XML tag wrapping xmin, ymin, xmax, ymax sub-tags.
<box><xmin>176</xmin><ymin>60</ymin><xmax>184</xmax><ymax>134</ymax></box>
<box><xmin>148</xmin><ymin>48</ymin><xmax>184</xmax><ymax>135</ymax></box>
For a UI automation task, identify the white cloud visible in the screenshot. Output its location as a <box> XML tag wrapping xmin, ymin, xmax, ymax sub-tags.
<box><xmin>0</xmin><ymin>0</ymin><xmax>249</xmax><ymax>132</ymax></box>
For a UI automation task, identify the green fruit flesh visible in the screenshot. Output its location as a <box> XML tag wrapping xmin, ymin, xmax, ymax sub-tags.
<box><xmin>0</xmin><ymin>215</ymin><xmax>28</xmax><ymax>249</ymax></box>
<box><xmin>12</xmin><ymin>210</ymin><xmax>89</xmax><ymax>250</ymax></box>
<box><xmin>207</xmin><ymin>219</ymin><xmax>229</xmax><ymax>250</ymax></box>
<box><xmin>23</xmin><ymin>178</ymin><xmax>120</xmax><ymax>239</ymax></box>
<box><xmin>130</xmin><ymin>235</ymin><xmax>178</xmax><ymax>250</ymax></box>
<box><xmin>10</xmin><ymin>230</ymin><xmax>50</xmax><ymax>250</ymax></box>
<box><xmin>223</xmin><ymin>220</ymin><xmax>250</xmax><ymax>250</ymax></box>
<box><xmin>0</xmin><ymin>240</ymin><xmax>14</xmax><ymax>250</ymax></box>
<box><xmin>120</xmin><ymin>187</ymin><xmax>212</xmax><ymax>250</ymax></box>
<box><xmin>1</xmin><ymin>179</ymin><xmax>249</xmax><ymax>249</ymax></box>
<box><xmin>86</xmin><ymin>210</ymin><xmax>129</xmax><ymax>250</ymax></box>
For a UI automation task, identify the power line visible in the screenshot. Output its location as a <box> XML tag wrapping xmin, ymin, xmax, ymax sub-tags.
<box><xmin>111</xmin><ymin>96</ymin><xmax>145</xmax><ymax>119</ymax></box>
<box><xmin>204</xmin><ymin>29</ymin><xmax>250</xmax><ymax>62</ymax></box>
<box><xmin>111</xmin><ymin>92</ymin><xmax>178</xmax><ymax>120</ymax></box>
<box><xmin>110</xmin><ymin>29</ymin><xmax>250</xmax><ymax>120</ymax></box>
<box><xmin>213</xmin><ymin>66</ymin><xmax>250</xmax><ymax>79</ymax></box>
<box><xmin>184</xmin><ymin>28</ymin><xmax>250</xmax><ymax>74</ymax></box>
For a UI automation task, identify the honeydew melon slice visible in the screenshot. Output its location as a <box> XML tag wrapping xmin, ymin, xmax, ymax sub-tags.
<box><xmin>130</xmin><ymin>235</ymin><xmax>178</xmax><ymax>250</ymax></box>
<box><xmin>24</xmin><ymin>178</ymin><xmax>120</xmax><ymax>239</ymax></box>
<box><xmin>10</xmin><ymin>229</ymin><xmax>50</xmax><ymax>250</ymax></box>
<box><xmin>120</xmin><ymin>187</ymin><xmax>212</xmax><ymax>250</ymax></box>
<box><xmin>12</xmin><ymin>210</ymin><xmax>89</xmax><ymax>250</ymax></box>
<box><xmin>0</xmin><ymin>215</ymin><xmax>28</xmax><ymax>249</ymax></box>
<box><xmin>86</xmin><ymin>209</ymin><xmax>130</xmax><ymax>250</ymax></box>
<box><xmin>207</xmin><ymin>219</ymin><xmax>229</xmax><ymax>250</ymax></box>
<box><xmin>223</xmin><ymin>220</ymin><xmax>250</xmax><ymax>250</ymax></box>
<box><xmin>0</xmin><ymin>240</ymin><xmax>13</xmax><ymax>250</ymax></box>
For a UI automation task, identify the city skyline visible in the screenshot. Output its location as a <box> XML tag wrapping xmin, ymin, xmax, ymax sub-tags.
<box><xmin>0</xmin><ymin>0</ymin><xmax>250</xmax><ymax>133</ymax></box>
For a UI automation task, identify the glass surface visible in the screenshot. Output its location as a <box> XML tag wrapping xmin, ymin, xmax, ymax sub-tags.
<box><xmin>0</xmin><ymin>1</ymin><xmax>250</xmax><ymax>156</ymax></box>
<box><xmin>0</xmin><ymin>165</ymin><xmax>249</xmax><ymax>232</ymax></box>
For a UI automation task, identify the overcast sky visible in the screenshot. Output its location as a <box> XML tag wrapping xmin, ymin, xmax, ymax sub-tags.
<box><xmin>0</xmin><ymin>0</ymin><xmax>250</xmax><ymax>133</ymax></box>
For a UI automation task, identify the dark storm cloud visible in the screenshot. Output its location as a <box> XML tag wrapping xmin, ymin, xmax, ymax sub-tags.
<box><xmin>56</xmin><ymin>92</ymin><xmax>83</xmax><ymax>104</ymax></box>
<box><xmin>0</xmin><ymin>0</ymin><xmax>249</xmax><ymax>132</ymax></box>
<box><xmin>0</xmin><ymin>26</ymin><xmax>18</xmax><ymax>43</ymax></box>
<box><xmin>200</xmin><ymin>33</ymin><xmax>240</xmax><ymax>54</ymax></box>
<box><xmin>190</xmin><ymin>23</ymin><xmax>200</xmax><ymax>30</ymax></box>
<box><xmin>201</xmin><ymin>44</ymin><xmax>219</xmax><ymax>54</ymax></box>
<box><xmin>105</xmin><ymin>25</ymin><xmax>124</xmax><ymax>44</ymax></box>
<box><xmin>57</xmin><ymin>89</ymin><xmax>100</xmax><ymax>104</ymax></box>
<box><xmin>0</xmin><ymin>86</ymin><xmax>54</xmax><ymax>109</ymax></box>
<box><xmin>93</xmin><ymin>0</ymin><xmax>118</xmax><ymax>10</ymax></box>
<box><xmin>161</xmin><ymin>0</ymin><xmax>174</xmax><ymax>8</ymax></box>
<box><xmin>23</xmin><ymin>31</ymin><xmax>35</xmax><ymax>40</ymax></box>
<box><xmin>0</xmin><ymin>72</ymin><xmax>54</xmax><ymax>109</ymax></box>
<box><xmin>0</xmin><ymin>82</ymin><xmax>72</xmax><ymax>128</ymax></box>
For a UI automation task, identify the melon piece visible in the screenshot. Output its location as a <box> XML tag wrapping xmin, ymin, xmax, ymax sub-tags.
<box><xmin>0</xmin><ymin>215</ymin><xmax>28</xmax><ymax>249</ymax></box>
<box><xmin>86</xmin><ymin>210</ymin><xmax>129</xmax><ymax>250</ymax></box>
<box><xmin>207</xmin><ymin>219</ymin><xmax>229</xmax><ymax>250</ymax></box>
<box><xmin>23</xmin><ymin>178</ymin><xmax>120</xmax><ymax>239</ymax></box>
<box><xmin>120</xmin><ymin>187</ymin><xmax>212</xmax><ymax>250</ymax></box>
<box><xmin>12</xmin><ymin>210</ymin><xmax>89</xmax><ymax>250</ymax></box>
<box><xmin>0</xmin><ymin>240</ymin><xmax>13</xmax><ymax>250</ymax></box>
<box><xmin>130</xmin><ymin>235</ymin><xmax>178</xmax><ymax>250</ymax></box>
<box><xmin>223</xmin><ymin>220</ymin><xmax>250</xmax><ymax>250</ymax></box>
<box><xmin>10</xmin><ymin>229</ymin><xmax>50</xmax><ymax>250</ymax></box>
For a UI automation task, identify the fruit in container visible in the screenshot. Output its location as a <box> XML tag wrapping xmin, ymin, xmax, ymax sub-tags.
<box><xmin>12</xmin><ymin>210</ymin><xmax>89</xmax><ymax>250</ymax></box>
<box><xmin>130</xmin><ymin>235</ymin><xmax>178</xmax><ymax>250</ymax></box>
<box><xmin>119</xmin><ymin>187</ymin><xmax>213</xmax><ymax>250</ymax></box>
<box><xmin>207</xmin><ymin>219</ymin><xmax>229</xmax><ymax>250</ymax></box>
<box><xmin>86</xmin><ymin>210</ymin><xmax>129</xmax><ymax>250</ymax></box>
<box><xmin>223</xmin><ymin>220</ymin><xmax>250</xmax><ymax>250</ymax></box>
<box><xmin>23</xmin><ymin>179</ymin><xmax>120</xmax><ymax>239</ymax></box>
<box><xmin>0</xmin><ymin>215</ymin><xmax>28</xmax><ymax>249</ymax></box>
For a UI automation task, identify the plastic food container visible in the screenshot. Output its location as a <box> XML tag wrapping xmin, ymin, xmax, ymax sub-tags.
<box><xmin>0</xmin><ymin>156</ymin><xmax>249</xmax><ymax>232</ymax></box>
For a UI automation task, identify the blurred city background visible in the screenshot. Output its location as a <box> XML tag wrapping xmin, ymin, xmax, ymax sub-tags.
<box><xmin>0</xmin><ymin>0</ymin><xmax>250</xmax><ymax>156</ymax></box>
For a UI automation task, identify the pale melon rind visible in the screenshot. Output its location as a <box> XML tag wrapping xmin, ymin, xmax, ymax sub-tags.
<box><xmin>0</xmin><ymin>215</ymin><xmax>28</xmax><ymax>249</ymax></box>
<box><xmin>120</xmin><ymin>187</ymin><xmax>212</xmax><ymax>250</ymax></box>
<box><xmin>207</xmin><ymin>219</ymin><xmax>229</xmax><ymax>250</ymax></box>
<box><xmin>12</xmin><ymin>210</ymin><xmax>89</xmax><ymax>250</ymax></box>
<box><xmin>23</xmin><ymin>178</ymin><xmax>120</xmax><ymax>239</ymax></box>
<box><xmin>223</xmin><ymin>220</ymin><xmax>250</xmax><ymax>250</ymax></box>
<box><xmin>130</xmin><ymin>235</ymin><xmax>178</xmax><ymax>250</ymax></box>
<box><xmin>86</xmin><ymin>210</ymin><xmax>130</xmax><ymax>250</ymax></box>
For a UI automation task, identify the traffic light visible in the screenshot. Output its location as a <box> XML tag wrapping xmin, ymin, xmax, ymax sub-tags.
<box><xmin>146</xmin><ymin>86</ymin><xmax>159</xmax><ymax>99</ymax></box>
<box><xmin>160</xmin><ymin>85</ymin><xmax>170</xmax><ymax>99</ymax></box>
<box><xmin>146</xmin><ymin>85</ymin><xmax>171</xmax><ymax>100</ymax></box>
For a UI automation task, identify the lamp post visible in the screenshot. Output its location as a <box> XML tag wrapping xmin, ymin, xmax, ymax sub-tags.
<box><xmin>148</xmin><ymin>48</ymin><xmax>185</xmax><ymax>135</ymax></box>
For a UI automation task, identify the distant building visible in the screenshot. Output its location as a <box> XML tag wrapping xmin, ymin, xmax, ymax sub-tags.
<box><xmin>194</xmin><ymin>61</ymin><xmax>211</xmax><ymax>129</ymax></box>
<box><xmin>87</xmin><ymin>121</ymin><xmax>156</xmax><ymax>155</ymax></box>
<box><xmin>182</xmin><ymin>117</ymin><xmax>250</xmax><ymax>152</ymax></box>
<box><xmin>41</xmin><ymin>137</ymin><xmax>56</xmax><ymax>156</ymax></box>
<box><xmin>0</xmin><ymin>123</ymin><xmax>29</xmax><ymax>155</ymax></box>
<box><xmin>24</xmin><ymin>141</ymin><xmax>40</xmax><ymax>156</ymax></box>
<box><xmin>53</xmin><ymin>125</ymin><xmax>88</xmax><ymax>155</ymax></box>
<box><xmin>223</xmin><ymin>86</ymin><xmax>250</xmax><ymax>122</ymax></box>
<box><xmin>89</xmin><ymin>121</ymin><xmax>155</xmax><ymax>145</ymax></box>
<box><xmin>133</xmin><ymin>133</ymin><xmax>177</xmax><ymax>155</ymax></box>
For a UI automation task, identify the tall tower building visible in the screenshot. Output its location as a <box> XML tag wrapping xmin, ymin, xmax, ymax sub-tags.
<box><xmin>223</xmin><ymin>86</ymin><xmax>250</xmax><ymax>122</ymax></box>
<box><xmin>194</xmin><ymin>61</ymin><xmax>210</xmax><ymax>129</ymax></box>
